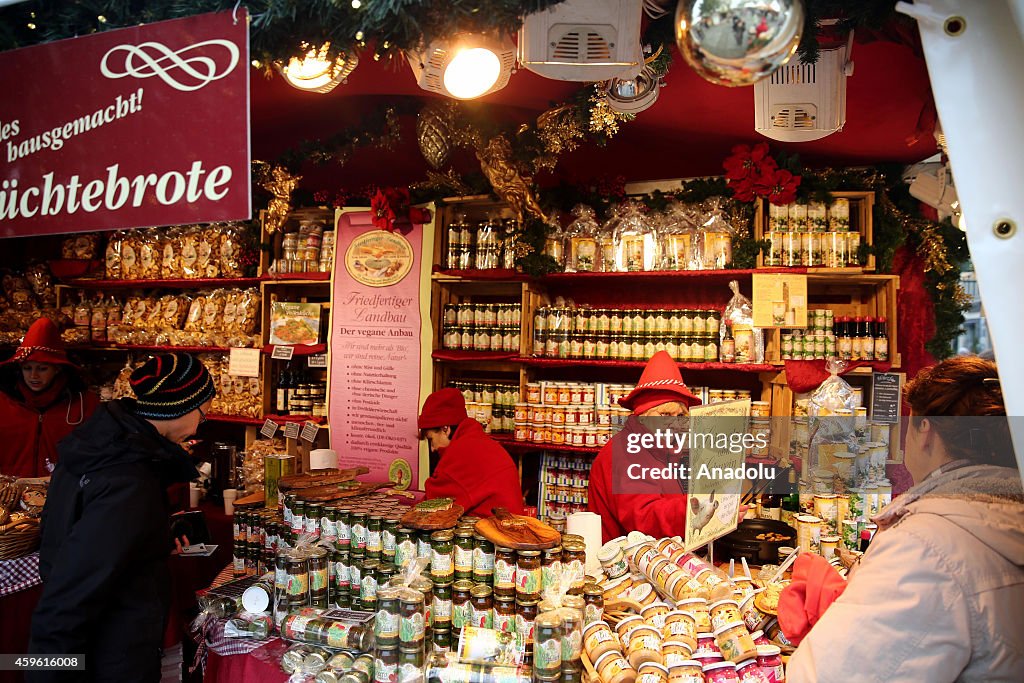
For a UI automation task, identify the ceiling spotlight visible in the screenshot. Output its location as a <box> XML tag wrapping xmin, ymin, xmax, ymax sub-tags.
<box><xmin>276</xmin><ymin>42</ymin><xmax>359</xmax><ymax>94</ymax></box>
<box><xmin>407</xmin><ymin>33</ymin><xmax>516</xmax><ymax>100</ymax></box>
<box><xmin>606</xmin><ymin>64</ymin><xmax>662</xmax><ymax>114</ymax></box>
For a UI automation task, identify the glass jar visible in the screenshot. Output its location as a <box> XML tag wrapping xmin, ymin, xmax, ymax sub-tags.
<box><xmin>541</xmin><ymin>546</ymin><xmax>563</xmax><ymax>592</ymax></box>
<box><xmin>533</xmin><ymin>612</ymin><xmax>564</xmax><ymax>677</ymax></box>
<box><xmin>399</xmin><ymin>591</ymin><xmax>426</xmax><ymax>648</ymax></box>
<box><xmin>366</xmin><ymin>516</ymin><xmax>383</xmax><ymax>560</ymax></box>
<box><xmin>374</xmin><ymin>648</ymin><xmax>399</xmax><ymax>683</ymax></box>
<box><xmin>472</xmin><ymin>534</ymin><xmax>495</xmax><ymax>584</ymax></box>
<box><xmin>430</xmin><ymin>531</ymin><xmax>455</xmax><ymax>583</ymax></box>
<box><xmin>376</xmin><ymin>587</ymin><xmax>401</xmax><ymax>647</ymax></box>
<box><xmin>350</xmin><ymin>512</ymin><xmax>368</xmax><ymax>556</ymax></box>
<box><xmin>494</xmin><ymin>596</ymin><xmax>517</xmax><ymax>634</ymax></box>
<box><xmin>494</xmin><ymin>546</ymin><xmax>517</xmax><ymax>598</ymax></box>
<box><xmin>469</xmin><ymin>585</ymin><xmax>494</xmax><ymax>629</ymax></box>
<box><xmin>395</xmin><ymin>528</ymin><xmax>416</xmax><ymax>570</ymax></box>
<box><xmin>515</xmin><ymin>599</ymin><xmax>539</xmax><ymax>646</ymax></box>
<box><xmin>382</xmin><ymin>517</ymin><xmax>399</xmax><ymax>564</ymax></box>
<box><xmin>452</xmin><ymin>579</ymin><xmax>474</xmax><ymax>630</ymax></box>
<box><xmin>583</xmin><ymin>585</ymin><xmax>605</xmax><ymax>625</ymax></box>
<box><xmin>515</xmin><ymin>550</ymin><xmax>542</xmax><ymax>601</ymax></box>
<box><xmin>562</xmin><ymin>541</ymin><xmax>587</xmax><ymax>594</ymax></box>
<box><xmin>432</xmin><ymin>582</ymin><xmax>453</xmax><ymax>629</ymax></box>
<box><xmin>417</xmin><ymin>530</ymin><xmax>433</xmax><ymax>560</ymax></box>
<box><xmin>335</xmin><ymin>508</ymin><xmax>351</xmax><ymax>550</ymax></box>
<box><xmin>454</xmin><ymin>530</ymin><xmax>475</xmax><ymax>580</ymax></box>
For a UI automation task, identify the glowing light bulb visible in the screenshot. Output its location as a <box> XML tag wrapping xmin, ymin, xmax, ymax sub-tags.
<box><xmin>443</xmin><ymin>47</ymin><xmax>501</xmax><ymax>99</ymax></box>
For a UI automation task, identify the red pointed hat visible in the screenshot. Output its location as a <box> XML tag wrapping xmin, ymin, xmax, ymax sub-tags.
<box><xmin>2</xmin><ymin>318</ymin><xmax>75</xmax><ymax>367</ymax></box>
<box><xmin>418</xmin><ymin>387</ymin><xmax>469</xmax><ymax>430</ymax></box>
<box><xmin>619</xmin><ymin>350</ymin><xmax>702</xmax><ymax>413</ymax></box>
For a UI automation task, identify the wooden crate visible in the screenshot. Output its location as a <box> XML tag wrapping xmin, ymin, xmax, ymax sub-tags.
<box><xmin>754</xmin><ymin>191</ymin><xmax>876</xmax><ymax>272</ymax></box>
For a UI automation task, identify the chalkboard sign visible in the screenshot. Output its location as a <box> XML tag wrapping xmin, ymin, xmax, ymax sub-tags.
<box><xmin>871</xmin><ymin>372</ymin><xmax>903</xmax><ymax>424</ymax></box>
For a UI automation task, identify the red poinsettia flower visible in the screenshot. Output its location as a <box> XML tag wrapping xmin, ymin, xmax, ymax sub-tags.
<box><xmin>759</xmin><ymin>168</ymin><xmax>802</xmax><ymax>205</ymax></box>
<box><xmin>730</xmin><ymin>178</ymin><xmax>758</xmax><ymax>203</ymax></box>
<box><xmin>409</xmin><ymin>207</ymin><xmax>433</xmax><ymax>225</ymax></box>
<box><xmin>723</xmin><ymin>142</ymin><xmax>773</xmax><ymax>181</ymax></box>
<box><xmin>371</xmin><ymin>189</ymin><xmax>397</xmax><ymax>231</ymax></box>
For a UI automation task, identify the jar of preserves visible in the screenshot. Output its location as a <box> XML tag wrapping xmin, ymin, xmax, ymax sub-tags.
<box><xmin>410</xmin><ymin>577</ymin><xmax>434</xmax><ymax>632</ymax></box>
<box><xmin>365</xmin><ymin>516</ymin><xmax>383</xmax><ymax>559</ymax></box>
<box><xmin>594</xmin><ymin>651</ymin><xmax>635</xmax><ymax>683</ymax></box>
<box><xmin>432</xmin><ymin>582</ymin><xmax>453</xmax><ymax>629</ymax></box>
<box><xmin>713</xmin><ymin>621</ymin><xmax>756</xmax><ymax>664</ymax></box>
<box><xmin>701</xmin><ymin>661</ymin><xmax>739</xmax><ymax>683</ymax></box>
<box><xmin>515</xmin><ymin>550</ymin><xmax>542</xmax><ymax>601</ymax></box>
<box><xmin>359</xmin><ymin>559</ymin><xmax>380</xmax><ymax>610</ymax></box>
<box><xmin>286</xmin><ymin>554</ymin><xmax>310</xmax><ymax>605</ymax></box>
<box><xmin>494</xmin><ymin>596</ymin><xmax>516</xmax><ymax>633</ymax></box>
<box><xmin>755</xmin><ymin>644</ymin><xmax>784</xmax><ymax>683</ymax></box>
<box><xmin>561</xmin><ymin>541</ymin><xmax>587</xmax><ymax>594</ymax></box>
<box><xmin>382</xmin><ymin>517</ymin><xmax>399</xmax><ymax>564</ymax></box>
<box><xmin>417</xmin><ymin>530</ymin><xmax>433</xmax><ymax>559</ymax></box>
<box><xmin>375</xmin><ymin>587</ymin><xmax>401</xmax><ymax>647</ymax></box>
<box><xmin>350</xmin><ymin>512</ymin><xmax>368</xmax><ymax>555</ymax></box>
<box><xmin>583</xmin><ymin>585</ymin><xmax>605</xmax><ymax>625</ymax></box>
<box><xmin>430</xmin><ymin>530</ymin><xmax>455</xmax><ymax>582</ymax></box>
<box><xmin>515</xmin><ymin>599</ymin><xmax>539</xmax><ymax>646</ymax></box>
<box><xmin>394</xmin><ymin>528</ymin><xmax>416</xmax><ymax>570</ymax></box>
<box><xmin>541</xmin><ymin>546</ymin><xmax>563</xmax><ymax>591</ymax></box>
<box><xmin>469</xmin><ymin>585</ymin><xmax>494</xmax><ymax>629</ymax></box>
<box><xmin>453</xmin><ymin>530</ymin><xmax>475</xmax><ymax>580</ymax></box>
<box><xmin>494</xmin><ymin>546</ymin><xmax>516</xmax><ymax>598</ymax></box>
<box><xmin>533</xmin><ymin>612</ymin><xmax>563</xmax><ymax>678</ymax></box>
<box><xmin>309</xmin><ymin>550</ymin><xmax>330</xmax><ymax>607</ymax></box>
<box><xmin>583</xmin><ymin>622</ymin><xmax>617</xmax><ymax>661</ymax></box>
<box><xmin>333</xmin><ymin>508</ymin><xmax>351</xmax><ymax>550</ymax></box>
<box><xmin>452</xmin><ymin>580</ymin><xmax>474</xmax><ymax>630</ymax></box>
<box><xmin>374</xmin><ymin>648</ymin><xmax>399</xmax><ymax>683</ymax></box>
<box><xmin>637</xmin><ymin>662</ymin><xmax>668</xmax><ymax>683</ymax></box>
<box><xmin>433</xmin><ymin>627</ymin><xmax>452</xmax><ymax>653</ymax></box>
<box><xmin>399</xmin><ymin>591</ymin><xmax>426</xmax><ymax>648</ymax></box>
<box><xmin>472</xmin><ymin>534</ymin><xmax>495</xmax><ymax>584</ymax></box>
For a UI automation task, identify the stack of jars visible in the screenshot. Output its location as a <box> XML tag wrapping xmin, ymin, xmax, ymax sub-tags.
<box><xmin>532</xmin><ymin>306</ymin><xmax>722</xmax><ymax>363</ymax></box>
<box><xmin>277</xmin><ymin>221</ymin><xmax>335</xmax><ymax>274</ymax></box>
<box><xmin>441</xmin><ymin>302</ymin><xmax>523</xmax><ymax>353</ymax></box>
<box><xmin>764</xmin><ymin>199</ymin><xmax>861</xmax><ymax>268</ymax></box>
<box><xmin>513</xmin><ymin>381</ymin><xmax>630</xmax><ymax>449</ymax></box>
<box><xmin>780</xmin><ymin>309</ymin><xmax>836</xmax><ymax>361</ymax></box>
<box><xmin>445</xmin><ymin>215</ymin><xmax>520</xmax><ymax>271</ymax></box>
<box><xmin>539</xmin><ymin>454</ymin><xmax>592</xmax><ymax>517</ymax></box>
<box><xmin>450</xmin><ymin>381</ymin><xmax>520</xmax><ymax>434</ymax></box>
<box><xmin>232</xmin><ymin>506</ymin><xmax>290</xmax><ymax>579</ymax></box>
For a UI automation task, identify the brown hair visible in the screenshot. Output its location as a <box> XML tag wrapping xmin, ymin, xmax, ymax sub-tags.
<box><xmin>904</xmin><ymin>356</ymin><xmax>1016</xmax><ymax>468</ymax></box>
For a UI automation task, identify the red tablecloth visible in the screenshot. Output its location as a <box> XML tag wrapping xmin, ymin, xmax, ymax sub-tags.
<box><xmin>203</xmin><ymin>639</ymin><xmax>290</xmax><ymax>682</ymax></box>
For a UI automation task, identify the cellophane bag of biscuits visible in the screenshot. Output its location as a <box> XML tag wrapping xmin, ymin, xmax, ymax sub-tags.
<box><xmin>180</xmin><ymin>226</ymin><xmax>201</xmax><ymax>279</ymax></box>
<box><xmin>105</xmin><ymin>232</ymin><xmax>123</xmax><ymax>279</ymax></box>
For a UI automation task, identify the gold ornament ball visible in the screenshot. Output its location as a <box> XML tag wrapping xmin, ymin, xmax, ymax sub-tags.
<box><xmin>675</xmin><ymin>0</ymin><xmax>805</xmax><ymax>87</ymax></box>
<box><xmin>417</xmin><ymin>104</ymin><xmax>455</xmax><ymax>169</ymax></box>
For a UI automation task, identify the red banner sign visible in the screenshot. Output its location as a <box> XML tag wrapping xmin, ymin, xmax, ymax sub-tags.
<box><xmin>0</xmin><ymin>10</ymin><xmax>250</xmax><ymax>238</ymax></box>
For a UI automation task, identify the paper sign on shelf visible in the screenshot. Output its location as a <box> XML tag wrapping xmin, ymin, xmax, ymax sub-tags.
<box><xmin>228</xmin><ymin>347</ymin><xmax>261</xmax><ymax>377</ymax></box>
<box><xmin>301</xmin><ymin>422</ymin><xmax>320</xmax><ymax>443</ymax></box>
<box><xmin>260</xmin><ymin>419</ymin><xmax>279</xmax><ymax>439</ymax></box>
<box><xmin>752</xmin><ymin>273</ymin><xmax>808</xmax><ymax>328</ymax></box>
<box><xmin>271</xmin><ymin>345</ymin><xmax>295</xmax><ymax>361</ymax></box>
<box><xmin>284</xmin><ymin>422</ymin><xmax>301</xmax><ymax>440</ymax></box>
<box><xmin>308</xmin><ymin>354</ymin><xmax>328</xmax><ymax>368</ymax></box>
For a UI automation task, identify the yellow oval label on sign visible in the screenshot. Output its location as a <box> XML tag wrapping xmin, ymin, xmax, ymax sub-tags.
<box><xmin>345</xmin><ymin>229</ymin><xmax>414</xmax><ymax>287</ymax></box>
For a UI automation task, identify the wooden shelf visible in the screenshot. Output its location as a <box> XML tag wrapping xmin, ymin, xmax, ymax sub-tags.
<box><xmin>73</xmin><ymin>344</ymin><xmax>234</xmax><ymax>353</ymax></box>
<box><xmin>493</xmin><ymin>434</ymin><xmax>600</xmax><ymax>455</ymax></box>
<box><xmin>262</xmin><ymin>272</ymin><xmax>331</xmax><ymax>282</ymax></box>
<box><xmin>263</xmin><ymin>343</ymin><xmax>327</xmax><ymax>356</ymax></box>
<box><xmin>432</xmin><ymin>350</ymin><xmax>520</xmax><ymax>362</ymax></box>
<box><xmin>520</xmin><ymin>358</ymin><xmax>779</xmax><ymax>373</ymax></box>
<box><xmin>433</xmin><ymin>269</ymin><xmax>530</xmax><ymax>282</ymax></box>
<box><xmin>62</xmin><ymin>277</ymin><xmax>262</xmax><ymax>289</ymax></box>
<box><xmin>540</xmin><ymin>268</ymin><xmax>796</xmax><ymax>282</ymax></box>
<box><xmin>206</xmin><ymin>414</ymin><xmax>264</xmax><ymax>425</ymax></box>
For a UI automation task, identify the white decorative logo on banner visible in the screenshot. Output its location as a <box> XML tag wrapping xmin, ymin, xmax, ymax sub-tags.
<box><xmin>100</xmin><ymin>39</ymin><xmax>240</xmax><ymax>91</ymax></box>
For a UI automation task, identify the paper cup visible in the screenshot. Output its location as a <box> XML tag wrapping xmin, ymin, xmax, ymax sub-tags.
<box><xmin>309</xmin><ymin>449</ymin><xmax>338</xmax><ymax>470</ymax></box>
<box><xmin>223</xmin><ymin>488</ymin><xmax>238</xmax><ymax>516</ymax></box>
<box><xmin>188</xmin><ymin>483</ymin><xmax>201</xmax><ymax>509</ymax></box>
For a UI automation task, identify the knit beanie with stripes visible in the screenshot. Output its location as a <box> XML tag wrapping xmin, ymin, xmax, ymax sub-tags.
<box><xmin>129</xmin><ymin>353</ymin><xmax>216</xmax><ymax>420</ymax></box>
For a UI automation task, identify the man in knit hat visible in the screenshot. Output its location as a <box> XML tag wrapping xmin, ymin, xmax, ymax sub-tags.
<box><xmin>29</xmin><ymin>353</ymin><xmax>215</xmax><ymax>682</ymax></box>
<box><xmin>418</xmin><ymin>387</ymin><xmax>524</xmax><ymax>517</ymax></box>
<box><xmin>587</xmin><ymin>351</ymin><xmax>702</xmax><ymax>542</ymax></box>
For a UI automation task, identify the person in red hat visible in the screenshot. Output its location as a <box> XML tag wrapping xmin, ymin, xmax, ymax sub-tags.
<box><xmin>419</xmin><ymin>387</ymin><xmax>524</xmax><ymax>517</ymax></box>
<box><xmin>587</xmin><ymin>350</ymin><xmax>701</xmax><ymax>542</ymax></box>
<box><xmin>0</xmin><ymin>317</ymin><xmax>99</xmax><ymax>478</ymax></box>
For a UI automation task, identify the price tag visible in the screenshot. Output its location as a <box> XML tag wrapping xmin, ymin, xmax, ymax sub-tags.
<box><xmin>308</xmin><ymin>354</ymin><xmax>328</xmax><ymax>368</ymax></box>
<box><xmin>271</xmin><ymin>345</ymin><xmax>295</xmax><ymax>361</ymax></box>
<box><xmin>300</xmin><ymin>421</ymin><xmax>320</xmax><ymax>443</ymax></box>
<box><xmin>260</xmin><ymin>419</ymin><xmax>279</xmax><ymax>439</ymax></box>
<box><xmin>284</xmin><ymin>422</ymin><xmax>301</xmax><ymax>440</ymax></box>
<box><xmin>227</xmin><ymin>347</ymin><xmax>261</xmax><ymax>377</ymax></box>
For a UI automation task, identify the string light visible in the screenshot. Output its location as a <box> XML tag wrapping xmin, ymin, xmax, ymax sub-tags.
<box><xmin>251</xmin><ymin>59</ymin><xmax>262</xmax><ymax>68</ymax></box>
<box><xmin>355</xmin><ymin>31</ymin><xmax>364</xmax><ymax>41</ymax></box>
<box><xmin>352</xmin><ymin>0</ymin><xmax>362</xmax><ymax>7</ymax></box>
<box><xmin>27</xmin><ymin>23</ymin><xmax>36</xmax><ymax>30</ymax></box>
<box><xmin>97</xmin><ymin>15</ymin><xmax>107</xmax><ymax>24</ymax></box>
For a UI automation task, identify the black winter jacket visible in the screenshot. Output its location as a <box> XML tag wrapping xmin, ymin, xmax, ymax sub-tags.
<box><xmin>28</xmin><ymin>399</ymin><xmax>198</xmax><ymax>683</ymax></box>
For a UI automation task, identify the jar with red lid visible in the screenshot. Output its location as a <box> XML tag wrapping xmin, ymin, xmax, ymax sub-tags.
<box><xmin>702</xmin><ymin>661</ymin><xmax>739</xmax><ymax>683</ymax></box>
<box><xmin>692</xmin><ymin>632</ymin><xmax>720</xmax><ymax>659</ymax></box>
<box><xmin>735</xmin><ymin>659</ymin><xmax>770</xmax><ymax>683</ymax></box>
<box><xmin>694</xmin><ymin>652</ymin><xmax>724</xmax><ymax>670</ymax></box>
<box><xmin>755</xmin><ymin>645</ymin><xmax>784</xmax><ymax>683</ymax></box>
<box><xmin>749</xmin><ymin>630</ymin><xmax>770</xmax><ymax>646</ymax></box>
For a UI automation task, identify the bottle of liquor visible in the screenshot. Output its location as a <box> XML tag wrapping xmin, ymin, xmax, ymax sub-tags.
<box><xmin>287</xmin><ymin>365</ymin><xmax>304</xmax><ymax>410</ymax></box>
<box><xmin>836</xmin><ymin>317</ymin><xmax>852</xmax><ymax>361</ymax></box>
<box><xmin>874</xmin><ymin>317</ymin><xmax>889</xmax><ymax>361</ymax></box>
<box><xmin>276</xmin><ymin>362</ymin><xmax>292</xmax><ymax>414</ymax></box>
<box><xmin>721</xmin><ymin>325</ymin><xmax>736</xmax><ymax>363</ymax></box>
<box><xmin>849</xmin><ymin>316</ymin><xmax>862</xmax><ymax>361</ymax></box>
<box><xmin>861</xmin><ymin>316</ymin><xmax>875</xmax><ymax>361</ymax></box>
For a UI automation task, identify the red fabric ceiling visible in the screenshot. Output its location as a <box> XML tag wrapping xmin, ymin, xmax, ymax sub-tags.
<box><xmin>250</xmin><ymin>36</ymin><xmax>937</xmax><ymax>193</ymax></box>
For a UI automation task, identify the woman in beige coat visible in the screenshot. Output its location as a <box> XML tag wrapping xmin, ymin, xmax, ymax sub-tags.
<box><xmin>787</xmin><ymin>357</ymin><xmax>1024</xmax><ymax>682</ymax></box>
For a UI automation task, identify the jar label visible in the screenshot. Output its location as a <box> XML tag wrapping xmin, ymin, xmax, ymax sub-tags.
<box><xmin>334</xmin><ymin>561</ymin><xmax>350</xmax><ymax>588</ymax></box>
<box><xmin>360</xmin><ymin>576</ymin><xmax>377</xmax><ymax>600</ymax></box>
<box><xmin>542</xmin><ymin>562</ymin><xmax>562</xmax><ymax>590</ymax></box>
<box><xmin>352</xmin><ymin>524</ymin><xmax>367</xmax><ymax>549</ymax></box>
<box><xmin>534</xmin><ymin>638</ymin><xmax>561</xmax><ymax>671</ymax></box>
<box><xmin>399</xmin><ymin>663</ymin><xmax>421</xmax><ymax>683</ymax></box>
<box><xmin>396</xmin><ymin>540</ymin><xmax>416</xmax><ymax>568</ymax></box>
<box><xmin>518</xmin><ymin>568</ymin><xmax>541</xmax><ymax>595</ymax></box>
<box><xmin>432</xmin><ymin>549</ymin><xmax>454</xmax><ymax>574</ymax></box>
<box><xmin>375</xmin><ymin>609</ymin><xmax>399</xmax><ymax>638</ymax></box>
<box><xmin>562</xmin><ymin>629</ymin><xmax>582</xmax><ymax>660</ymax></box>
<box><xmin>310</xmin><ymin>568</ymin><xmax>328</xmax><ymax>592</ymax></box>
<box><xmin>382</xmin><ymin>530</ymin><xmax>396</xmax><ymax>553</ymax></box>
<box><xmin>321</xmin><ymin>518</ymin><xmax>338</xmax><ymax>543</ymax></box>
<box><xmin>433</xmin><ymin>597</ymin><xmax>453</xmax><ymax>620</ymax></box>
<box><xmin>350</xmin><ymin>565</ymin><xmax>361</xmax><ymax>589</ymax></box>
<box><xmin>494</xmin><ymin>612</ymin><xmax>515</xmax><ymax>633</ymax></box>
<box><xmin>471</xmin><ymin>606</ymin><xmax>493</xmax><ymax>629</ymax></box>
<box><xmin>515</xmin><ymin>614</ymin><xmax>534</xmax><ymax>641</ymax></box>
<box><xmin>326</xmin><ymin>621</ymin><xmax>353</xmax><ymax>648</ymax></box>
<box><xmin>337</xmin><ymin>521</ymin><xmax>351</xmax><ymax>543</ymax></box>
<box><xmin>286</xmin><ymin>571</ymin><xmax>308</xmax><ymax>597</ymax></box>
<box><xmin>494</xmin><ymin>558</ymin><xmax>515</xmax><ymax>587</ymax></box>
<box><xmin>367</xmin><ymin>530</ymin><xmax>382</xmax><ymax>552</ymax></box>
<box><xmin>473</xmin><ymin>547</ymin><xmax>495</xmax><ymax>571</ymax></box>
<box><xmin>400</xmin><ymin>613</ymin><xmax>425</xmax><ymax>642</ymax></box>
<box><xmin>418</xmin><ymin>539</ymin><xmax>432</xmax><ymax>558</ymax></box>
<box><xmin>305</xmin><ymin>517</ymin><xmax>319</xmax><ymax>537</ymax></box>
<box><xmin>453</xmin><ymin>602</ymin><xmax>470</xmax><ymax>629</ymax></box>
<box><xmin>374</xmin><ymin>659</ymin><xmax>396</xmax><ymax>683</ymax></box>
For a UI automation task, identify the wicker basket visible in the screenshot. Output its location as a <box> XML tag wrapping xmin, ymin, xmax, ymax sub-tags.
<box><xmin>0</xmin><ymin>517</ymin><xmax>40</xmax><ymax>560</ymax></box>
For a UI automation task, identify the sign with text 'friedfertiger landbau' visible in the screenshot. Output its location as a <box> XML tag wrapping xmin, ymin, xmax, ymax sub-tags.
<box><xmin>0</xmin><ymin>11</ymin><xmax>250</xmax><ymax>237</ymax></box>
